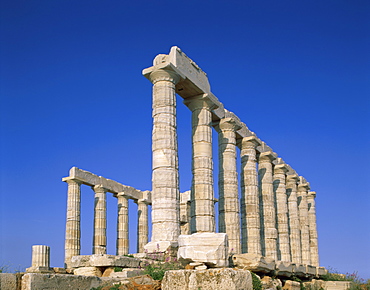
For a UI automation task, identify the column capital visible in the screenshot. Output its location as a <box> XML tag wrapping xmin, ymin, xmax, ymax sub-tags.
<box><xmin>93</xmin><ymin>185</ymin><xmax>107</xmax><ymax>194</ymax></box>
<box><xmin>307</xmin><ymin>191</ymin><xmax>317</xmax><ymax>199</ymax></box>
<box><xmin>241</xmin><ymin>136</ymin><xmax>261</xmax><ymax>149</ymax></box>
<box><xmin>62</xmin><ymin>177</ymin><xmax>82</xmax><ymax>185</ymax></box>
<box><xmin>259</xmin><ymin>151</ymin><xmax>276</xmax><ymax>163</ymax></box>
<box><xmin>148</xmin><ymin>68</ymin><xmax>181</xmax><ymax>85</ymax></box>
<box><xmin>183</xmin><ymin>93</ymin><xmax>219</xmax><ymax>111</ymax></box>
<box><xmin>135</xmin><ymin>199</ymin><xmax>150</xmax><ymax>205</ymax></box>
<box><xmin>218</xmin><ymin>117</ymin><xmax>241</xmax><ymax>132</ymax></box>
<box><xmin>274</xmin><ymin>163</ymin><xmax>289</xmax><ymax>174</ymax></box>
<box><xmin>117</xmin><ymin>191</ymin><xmax>129</xmax><ymax>198</ymax></box>
<box><xmin>286</xmin><ymin>174</ymin><xmax>299</xmax><ymax>183</ymax></box>
<box><xmin>297</xmin><ymin>182</ymin><xmax>310</xmax><ymax>192</ymax></box>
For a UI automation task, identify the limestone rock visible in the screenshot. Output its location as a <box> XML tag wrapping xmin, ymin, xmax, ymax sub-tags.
<box><xmin>306</xmin><ymin>265</ymin><xmax>316</xmax><ymax>277</ymax></box>
<box><xmin>162</xmin><ymin>268</ymin><xmax>252</xmax><ymax>290</ymax></box>
<box><xmin>316</xmin><ymin>266</ymin><xmax>328</xmax><ymax>277</ymax></box>
<box><xmin>0</xmin><ymin>273</ymin><xmax>22</xmax><ymax>290</ymax></box>
<box><xmin>275</xmin><ymin>260</ymin><xmax>293</xmax><ymax>277</ymax></box>
<box><xmin>261</xmin><ymin>275</ymin><xmax>282</xmax><ymax>290</ymax></box>
<box><xmin>283</xmin><ymin>280</ymin><xmax>301</xmax><ymax>290</ymax></box>
<box><xmin>178</xmin><ymin>233</ymin><xmax>229</xmax><ymax>267</ymax></box>
<box><xmin>292</xmin><ymin>263</ymin><xmax>306</xmax><ymax>278</ymax></box>
<box><xmin>232</xmin><ymin>253</ymin><xmax>275</xmax><ymax>274</ymax></box>
<box><xmin>74</xmin><ymin>266</ymin><xmax>103</xmax><ymax>277</ymax></box>
<box><xmin>109</xmin><ymin>268</ymin><xmax>144</xmax><ymax>278</ymax></box>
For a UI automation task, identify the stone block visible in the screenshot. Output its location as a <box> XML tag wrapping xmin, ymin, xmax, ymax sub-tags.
<box><xmin>292</xmin><ymin>263</ymin><xmax>307</xmax><ymax>278</ymax></box>
<box><xmin>53</xmin><ymin>267</ymin><xmax>67</xmax><ymax>274</ymax></box>
<box><xmin>74</xmin><ymin>266</ymin><xmax>102</xmax><ymax>277</ymax></box>
<box><xmin>316</xmin><ymin>266</ymin><xmax>328</xmax><ymax>277</ymax></box>
<box><xmin>232</xmin><ymin>253</ymin><xmax>275</xmax><ymax>274</ymax></box>
<box><xmin>324</xmin><ymin>281</ymin><xmax>353</xmax><ymax>290</ymax></box>
<box><xmin>275</xmin><ymin>260</ymin><xmax>293</xmax><ymax>277</ymax></box>
<box><xmin>109</xmin><ymin>268</ymin><xmax>144</xmax><ymax>278</ymax></box>
<box><xmin>283</xmin><ymin>280</ymin><xmax>301</xmax><ymax>290</ymax></box>
<box><xmin>21</xmin><ymin>273</ymin><xmax>103</xmax><ymax>290</ymax></box>
<box><xmin>306</xmin><ymin>265</ymin><xmax>316</xmax><ymax>277</ymax></box>
<box><xmin>70</xmin><ymin>254</ymin><xmax>140</xmax><ymax>268</ymax></box>
<box><xmin>0</xmin><ymin>273</ymin><xmax>22</xmax><ymax>290</ymax></box>
<box><xmin>261</xmin><ymin>276</ymin><xmax>282</xmax><ymax>290</ymax></box>
<box><xmin>26</xmin><ymin>266</ymin><xmax>53</xmax><ymax>273</ymax></box>
<box><xmin>178</xmin><ymin>233</ymin><xmax>229</xmax><ymax>267</ymax></box>
<box><xmin>162</xmin><ymin>268</ymin><xmax>252</xmax><ymax>290</ymax></box>
<box><xmin>303</xmin><ymin>279</ymin><xmax>326</xmax><ymax>290</ymax></box>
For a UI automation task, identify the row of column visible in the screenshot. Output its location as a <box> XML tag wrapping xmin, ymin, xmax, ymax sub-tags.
<box><xmin>148</xmin><ymin>67</ymin><xmax>319</xmax><ymax>266</ymax></box>
<box><xmin>64</xmin><ymin>179</ymin><xmax>149</xmax><ymax>267</ymax></box>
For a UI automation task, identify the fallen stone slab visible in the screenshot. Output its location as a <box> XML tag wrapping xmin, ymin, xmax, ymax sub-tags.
<box><xmin>232</xmin><ymin>253</ymin><xmax>275</xmax><ymax>274</ymax></box>
<box><xmin>291</xmin><ymin>263</ymin><xmax>306</xmax><ymax>278</ymax></box>
<box><xmin>74</xmin><ymin>266</ymin><xmax>103</xmax><ymax>277</ymax></box>
<box><xmin>316</xmin><ymin>266</ymin><xmax>328</xmax><ymax>278</ymax></box>
<box><xmin>70</xmin><ymin>254</ymin><xmax>140</xmax><ymax>268</ymax></box>
<box><xmin>162</xmin><ymin>268</ymin><xmax>252</xmax><ymax>290</ymax></box>
<box><xmin>275</xmin><ymin>260</ymin><xmax>293</xmax><ymax>277</ymax></box>
<box><xmin>306</xmin><ymin>265</ymin><xmax>316</xmax><ymax>277</ymax></box>
<box><xmin>283</xmin><ymin>280</ymin><xmax>301</xmax><ymax>290</ymax></box>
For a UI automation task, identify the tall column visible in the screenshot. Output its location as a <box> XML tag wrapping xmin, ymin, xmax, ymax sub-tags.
<box><xmin>240</xmin><ymin>136</ymin><xmax>261</xmax><ymax>255</ymax></box>
<box><xmin>307</xmin><ymin>191</ymin><xmax>319</xmax><ymax>266</ymax></box>
<box><xmin>116</xmin><ymin>192</ymin><xmax>129</xmax><ymax>255</ymax></box>
<box><xmin>93</xmin><ymin>185</ymin><xmax>107</xmax><ymax>255</ymax></box>
<box><xmin>148</xmin><ymin>68</ymin><xmax>181</xmax><ymax>249</ymax></box>
<box><xmin>273</xmin><ymin>164</ymin><xmax>291</xmax><ymax>262</ymax></box>
<box><xmin>184</xmin><ymin>94</ymin><xmax>217</xmax><ymax>233</ymax></box>
<box><xmin>286</xmin><ymin>174</ymin><xmax>302</xmax><ymax>264</ymax></box>
<box><xmin>297</xmin><ymin>178</ymin><xmax>311</xmax><ymax>265</ymax></box>
<box><xmin>136</xmin><ymin>199</ymin><xmax>149</xmax><ymax>253</ymax></box>
<box><xmin>217</xmin><ymin>118</ymin><xmax>241</xmax><ymax>254</ymax></box>
<box><xmin>258</xmin><ymin>151</ymin><xmax>277</xmax><ymax>259</ymax></box>
<box><xmin>64</xmin><ymin>178</ymin><xmax>81</xmax><ymax>267</ymax></box>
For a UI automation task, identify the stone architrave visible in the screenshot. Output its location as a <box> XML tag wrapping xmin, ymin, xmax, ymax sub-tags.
<box><xmin>184</xmin><ymin>94</ymin><xmax>218</xmax><ymax>233</ymax></box>
<box><xmin>63</xmin><ymin>178</ymin><xmax>81</xmax><ymax>267</ymax></box>
<box><xmin>136</xmin><ymin>199</ymin><xmax>149</xmax><ymax>253</ymax></box>
<box><xmin>307</xmin><ymin>191</ymin><xmax>319</xmax><ymax>266</ymax></box>
<box><xmin>286</xmin><ymin>174</ymin><xmax>302</xmax><ymax>264</ymax></box>
<box><xmin>145</xmin><ymin>68</ymin><xmax>181</xmax><ymax>251</ymax></box>
<box><xmin>93</xmin><ymin>185</ymin><xmax>107</xmax><ymax>255</ymax></box>
<box><xmin>258</xmin><ymin>151</ymin><xmax>278</xmax><ymax>260</ymax></box>
<box><xmin>297</xmin><ymin>178</ymin><xmax>311</xmax><ymax>265</ymax></box>
<box><xmin>217</xmin><ymin>117</ymin><xmax>241</xmax><ymax>254</ymax></box>
<box><xmin>116</xmin><ymin>192</ymin><xmax>129</xmax><ymax>255</ymax></box>
<box><xmin>240</xmin><ymin>136</ymin><xmax>261</xmax><ymax>255</ymax></box>
<box><xmin>273</xmin><ymin>163</ymin><xmax>291</xmax><ymax>262</ymax></box>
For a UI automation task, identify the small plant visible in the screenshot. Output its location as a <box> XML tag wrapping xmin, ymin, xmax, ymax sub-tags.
<box><xmin>113</xmin><ymin>267</ymin><xmax>123</xmax><ymax>272</ymax></box>
<box><xmin>251</xmin><ymin>272</ymin><xmax>262</xmax><ymax>290</ymax></box>
<box><xmin>124</xmin><ymin>254</ymin><xmax>134</xmax><ymax>258</ymax></box>
<box><xmin>143</xmin><ymin>261</ymin><xmax>182</xmax><ymax>281</ymax></box>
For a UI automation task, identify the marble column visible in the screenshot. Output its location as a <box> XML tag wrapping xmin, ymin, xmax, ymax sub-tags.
<box><xmin>148</xmin><ymin>68</ymin><xmax>181</xmax><ymax>249</ymax></box>
<box><xmin>31</xmin><ymin>245</ymin><xmax>50</xmax><ymax>268</ymax></box>
<box><xmin>273</xmin><ymin>163</ymin><xmax>291</xmax><ymax>262</ymax></box>
<box><xmin>307</xmin><ymin>191</ymin><xmax>319</xmax><ymax>266</ymax></box>
<box><xmin>297</xmin><ymin>178</ymin><xmax>311</xmax><ymax>265</ymax></box>
<box><xmin>64</xmin><ymin>178</ymin><xmax>81</xmax><ymax>267</ymax></box>
<box><xmin>184</xmin><ymin>94</ymin><xmax>217</xmax><ymax>233</ymax></box>
<box><xmin>136</xmin><ymin>199</ymin><xmax>149</xmax><ymax>253</ymax></box>
<box><xmin>258</xmin><ymin>151</ymin><xmax>277</xmax><ymax>259</ymax></box>
<box><xmin>286</xmin><ymin>174</ymin><xmax>302</xmax><ymax>264</ymax></box>
<box><xmin>116</xmin><ymin>192</ymin><xmax>129</xmax><ymax>255</ymax></box>
<box><xmin>240</xmin><ymin>136</ymin><xmax>261</xmax><ymax>255</ymax></box>
<box><xmin>93</xmin><ymin>185</ymin><xmax>107</xmax><ymax>255</ymax></box>
<box><xmin>217</xmin><ymin>117</ymin><xmax>241</xmax><ymax>254</ymax></box>
<box><xmin>180</xmin><ymin>190</ymin><xmax>191</xmax><ymax>235</ymax></box>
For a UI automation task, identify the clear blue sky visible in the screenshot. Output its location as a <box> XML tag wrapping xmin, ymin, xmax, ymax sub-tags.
<box><xmin>1</xmin><ymin>0</ymin><xmax>369</xmax><ymax>279</ymax></box>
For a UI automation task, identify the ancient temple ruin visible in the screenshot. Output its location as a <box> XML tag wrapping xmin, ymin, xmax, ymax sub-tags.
<box><xmin>62</xmin><ymin>47</ymin><xmax>321</xmax><ymax>273</ymax></box>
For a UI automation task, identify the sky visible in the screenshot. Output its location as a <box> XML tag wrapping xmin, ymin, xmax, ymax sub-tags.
<box><xmin>1</xmin><ymin>0</ymin><xmax>369</xmax><ymax>280</ymax></box>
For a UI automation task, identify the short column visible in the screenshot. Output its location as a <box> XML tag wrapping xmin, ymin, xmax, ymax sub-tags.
<box><xmin>136</xmin><ymin>199</ymin><xmax>149</xmax><ymax>253</ymax></box>
<box><xmin>307</xmin><ymin>191</ymin><xmax>319</xmax><ymax>266</ymax></box>
<box><xmin>240</xmin><ymin>136</ymin><xmax>261</xmax><ymax>255</ymax></box>
<box><xmin>297</xmin><ymin>178</ymin><xmax>311</xmax><ymax>265</ymax></box>
<box><xmin>273</xmin><ymin>163</ymin><xmax>291</xmax><ymax>262</ymax></box>
<box><xmin>147</xmin><ymin>68</ymin><xmax>181</xmax><ymax>250</ymax></box>
<box><xmin>117</xmin><ymin>192</ymin><xmax>129</xmax><ymax>255</ymax></box>
<box><xmin>26</xmin><ymin>245</ymin><xmax>52</xmax><ymax>273</ymax></box>
<box><xmin>286</xmin><ymin>174</ymin><xmax>302</xmax><ymax>264</ymax></box>
<box><xmin>258</xmin><ymin>151</ymin><xmax>277</xmax><ymax>259</ymax></box>
<box><xmin>93</xmin><ymin>185</ymin><xmax>107</xmax><ymax>255</ymax></box>
<box><xmin>63</xmin><ymin>178</ymin><xmax>81</xmax><ymax>267</ymax></box>
<box><xmin>217</xmin><ymin>117</ymin><xmax>241</xmax><ymax>254</ymax></box>
<box><xmin>184</xmin><ymin>94</ymin><xmax>217</xmax><ymax>233</ymax></box>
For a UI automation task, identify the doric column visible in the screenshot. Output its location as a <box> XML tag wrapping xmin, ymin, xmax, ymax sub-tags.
<box><xmin>136</xmin><ymin>199</ymin><xmax>149</xmax><ymax>253</ymax></box>
<box><xmin>297</xmin><ymin>178</ymin><xmax>311</xmax><ymax>265</ymax></box>
<box><xmin>273</xmin><ymin>163</ymin><xmax>291</xmax><ymax>262</ymax></box>
<box><xmin>64</xmin><ymin>178</ymin><xmax>81</xmax><ymax>267</ymax></box>
<box><xmin>258</xmin><ymin>151</ymin><xmax>277</xmax><ymax>259</ymax></box>
<box><xmin>31</xmin><ymin>245</ymin><xmax>50</xmax><ymax>268</ymax></box>
<box><xmin>148</xmin><ymin>68</ymin><xmax>181</xmax><ymax>249</ymax></box>
<box><xmin>217</xmin><ymin>117</ymin><xmax>241</xmax><ymax>254</ymax></box>
<box><xmin>93</xmin><ymin>185</ymin><xmax>107</xmax><ymax>255</ymax></box>
<box><xmin>240</xmin><ymin>136</ymin><xmax>261</xmax><ymax>255</ymax></box>
<box><xmin>180</xmin><ymin>190</ymin><xmax>191</xmax><ymax>235</ymax></box>
<box><xmin>307</xmin><ymin>191</ymin><xmax>319</xmax><ymax>266</ymax></box>
<box><xmin>116</xmin><ymin>192</ymin><xmax>129</xmax><ymax>255</ymax></box>
<box><xmin>286</xmin><ymin>174</ymin><xmax>302</xmax><ymax>264</ymax></box>
<box><xmin>184</xmin><ymin>94</ymin><xmax>217</xmax><ymax>233</ymax></box>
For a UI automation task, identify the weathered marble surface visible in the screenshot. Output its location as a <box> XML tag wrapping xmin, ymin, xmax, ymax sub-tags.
<box><xmin>70</xmin><ymin>254</ymin><xmax>140</xmax><ymax>268</ymax></box>
<box><xmin>232</xmin><ymin>253</ymin><xmax>275</xmax><ymax>274</ymax></box>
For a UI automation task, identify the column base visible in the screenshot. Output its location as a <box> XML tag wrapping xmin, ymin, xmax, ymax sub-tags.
<box><xmin>26</xmin><ymin>266</ymin><xmax>53</xmax><ymax>273</ymax></box>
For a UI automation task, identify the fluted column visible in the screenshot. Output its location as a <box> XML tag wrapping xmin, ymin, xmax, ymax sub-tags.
<box><xmin>117</xmin><ymin>192</ymin><xmax>129</xmax><ymax>255</ymax></box>
<box><xmin>273</xmin><ymin>163</ymin><xmax>291</xmax><ymax>262</ymax></box>
<box><xmin>297</xmin><ymin>178</ymin><xmax>311</xmax><ymax>265</ymax></box>
<box><xmin>184</xmin><ymin>94</ymin><xmax>217</xmax><ymax>233</ymax></box>
<box><xmin>240</xmin><ymin>136</ymin><xmax>261</xmax><ymax>255</ymax></box>
<box><xmin>64</xmin><ymin>178</ymin><xmax>81</xmax><ymax>267</ymax></box>
<box><xmin>258</xmin><ymin>151</ymin><xmax>277</xmax><ymax>259</ymax></box>
<box><xmin>286</xmin><ymin>174</ymin><xmax>302</xmax><ymax>264</ymax></box>
<box><xmin>32</xmin><ymin>245</ymin><xmax>50</xmax><ymax>268</ymax></box>
<box><xmin>217</xmin><ymin>118</ymin><xmax>241</xmax><ymax>254</ymax></box>
<box><xmin>136</xmin><ymin>199</ymin><xmax>149</xmax><ymax>253</ymax></box>
<box><xmin>93</xmin><ymin>185</ymin><xmax>107</xmax><ymax>255</ymax></box>
<box><xmin>307</xmin><ymin>191</ymin><xmax>319</xmax><ymax>266</ymax></box>
<box><xmin>148</xmin><ymin>68</ymin><xmax>180</xmax><ymax>247</ymax></box>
